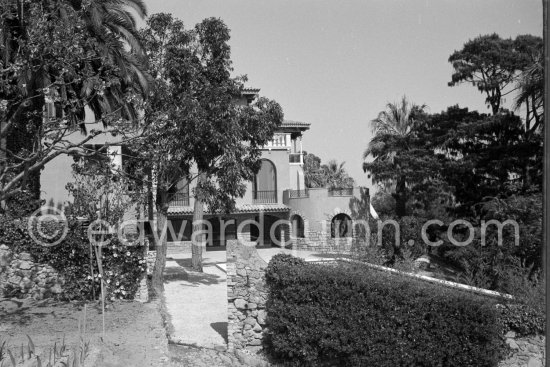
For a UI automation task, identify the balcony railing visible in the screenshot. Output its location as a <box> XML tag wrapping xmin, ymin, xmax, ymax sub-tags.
<box><xmin>265</xmin><ymin>134</ymin><xmax>289</xmax><ymax>148</ymax></box>
<box><xmin>289</xmin><ymin>189</ymin><xmax>309</xmax><ymax>198</ymax></box>
<box><xmin>328</xmin><ymin>187</ymin><xmax>353</xmax><ymax>197</ymax></box>
<box><xmin>167</xmin><ymin>192</ymin><xmax>190</xmax><ymax>206</ymax></box>
<box><xmin>253</xmin><ymin>190</ymin><xmax>277</xmax><ymax>204</ymax></box>
<box><xmin>289</xmin><ymin>153</ymin><xmax>303</xmax><ymax>164</ymax></box>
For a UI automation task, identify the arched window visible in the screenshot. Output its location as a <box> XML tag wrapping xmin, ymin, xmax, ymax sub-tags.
<box><xmin>253</xmin><ymin>159</ymin><xmax>277</xmax><ymax>203</ymax></box>
<box><xmin>291</xmin><ymin>215</ymin><xmax>305</xmax><ymax>238</ymax></box>
<box><xmin>331</xmin><ymin>213</ymin><xmax>352</xmax><ymax>238</ymax></box>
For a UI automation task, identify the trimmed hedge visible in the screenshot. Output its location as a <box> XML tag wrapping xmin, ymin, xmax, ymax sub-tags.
<box><xmin>264</xmin><ymin>254</ymin><xmax>505</xmax><ymax>367</ymax></box>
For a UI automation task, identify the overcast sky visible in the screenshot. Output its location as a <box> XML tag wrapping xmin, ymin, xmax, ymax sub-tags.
<box><xmin>142</xmin><ymin>0</ymin><xmax>543</xmax><ymax>189</ymax></box>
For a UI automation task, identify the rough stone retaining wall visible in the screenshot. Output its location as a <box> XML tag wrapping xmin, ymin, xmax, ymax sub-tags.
<box><xmin>0</xmin><ymin>245</ymin><xmax>64</xmax><ymax>299</ymax></box>
<box><xmin>226</xmin><ymin>240</ymin><xmax>268</xmax><ymax>354</ymax></box>
<box><xmin>291</xmin><ymin>229</ymin><xmax>367</xmax><ymax>253</ymax></box>
<box><xmin>500</xmin><ymin>332</ymin><xmax>545</xmax><ymax>367</ymax></box>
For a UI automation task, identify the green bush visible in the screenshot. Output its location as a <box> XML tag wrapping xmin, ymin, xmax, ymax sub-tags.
<box><xmin>264</xmin><ymin>255</ymin><xmax>505</xmax><ymax>367</ymax></box>
<box><xmin>0</xmin><ymin>216</ymin><xmax>145</xmax><ymax>301</ymax></box>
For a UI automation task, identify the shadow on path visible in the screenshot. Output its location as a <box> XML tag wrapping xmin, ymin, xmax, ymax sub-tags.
<box><xmin>210</xmin><ymin>322</ymin><xmax>228</xmax><ymax>344</ymax></box>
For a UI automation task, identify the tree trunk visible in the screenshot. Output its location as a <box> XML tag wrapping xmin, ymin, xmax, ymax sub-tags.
<box><xmin>191</xmin><ymin>172</ymin><xmax>207</xmax><ymax>272</ymax></box>
<box><xmin>152</xmin><ymin>191</ymin><xmax>168</xmax><ymax>295</ymax></box>
<box><xmin>394</xmin><ymin>176</ymin><xmax>407</xmax><ymax>218</ymax></box>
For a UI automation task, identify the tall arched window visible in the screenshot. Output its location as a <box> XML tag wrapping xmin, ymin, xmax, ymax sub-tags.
<box><xmin>331</xmin><ymin>213</ymin><xmax>352</xmax><ymax>238</ymax></box>
<box><xmin>291</xmin><ymin>214</ymin><xmax>305</xmax><ymax>238</ymax></box>
<box><xmin>253</xmin><ymin>159</ymin><xmax>277</xmax><ymax>203</ymax></box>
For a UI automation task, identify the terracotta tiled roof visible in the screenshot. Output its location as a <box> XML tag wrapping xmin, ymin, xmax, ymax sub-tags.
<box><xmin>167</xmin><ymin>203</ymin><xmax>290</xmax><ymax>216</ymax></box>
<box><xmin>281</xmin><ymin>120</ymin><xmax>311</xmax><ymax>128</ymax></box>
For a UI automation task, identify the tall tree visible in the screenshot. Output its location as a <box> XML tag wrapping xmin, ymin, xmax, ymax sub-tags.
<box><xmin>363</xmin><ymin>96</ymin><xmax>428</xmax><ymax>217</ymax></box>
<box><xmin>137</xmin><ymin>14</ymin><xmax>282</xmax><ymax>291</ymax></box>
<box><xmin>513</xmin><ymin>35</ymin><xmax>544</xmax><ymax>135</ymax></box>
<box><xmin>448</xmin><ymin>34</ymin><xmax>519</xmax><ymax>115</ymax></box>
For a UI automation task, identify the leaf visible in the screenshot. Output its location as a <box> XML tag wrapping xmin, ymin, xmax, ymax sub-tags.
<box><xmin>7</xmin><ymin>349</ymin><xmax>15</xmax><ymax>367</ymax></box>
<box><xmin>26</xmin><ymin>335</ymin><xmax>35</xmax><ymax>355</ymax></box>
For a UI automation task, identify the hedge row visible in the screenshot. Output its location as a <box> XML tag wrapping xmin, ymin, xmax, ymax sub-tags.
<box><xmin>264</xmin><ymin>254</ymin><xmax>505</xmax><ymax>367</ymax></box>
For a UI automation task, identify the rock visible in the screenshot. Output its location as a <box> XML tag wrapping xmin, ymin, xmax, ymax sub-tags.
<box><xmin>249</xmin><ymin>339</ymin><xmax>262</xmax><ymax>346</ymax></box>
<box><xmin>253</xmin><ymin>323</ymin><xmax>262</xmax><ymax>332</ymax></box>
<box><xmin>50</xmin><ymin>284</ymin><xmax>62</xmax><ymax>294</ymax></box>
<box><xmin>527</xmin><ymin>344</ymin><xmax>539</xmax><ymax>353</ymax></box>
<box><xmin>257</xmin><ymin>310</ymin><xmax>267</xmax><ymax>325</ymax></box>
<box><xmin>527</xmin><ymin>357</ymin><xmax>542</xmax><ymax>367</ymax></box>
<box><xmin>247</xmin><ymin>303</ymin><xmax>257</xmax><ymax>310</ymax></box>
<box><xmin>236</xmin><ymin>268</ymin><xmax>247</xmax><ymax>277</ymax></box>
<box><xmin>505</xmin><ymin>331</ymin><xmax>516</xmax><ymax>339</ymax></box>
<box><xmin>244</xmin><ymin>317</ymin><xmax>256</xmax><ymax>326</ymax></box>
<box><xmin>234</xmin><ymin>298</ymin><xmax>247</xmax><ymax>309</ymax></box>
<box><xmin>19</xmin><ymin>253</ymin><xmax>32</xmax><ymax>261</ymax></box>
<box><xmin>506</xmin><ymin>338</ymin><xmax>519</xmax><ymax>350</ymax></box>
<box><xmin>218</xmin><ymin>353</ymin><xmax>234</xmax><ymax>365</ymax></box>
<box><xmin>19</xmin><ymin>261</ymin><xmax>32</xmax><ymax>270</ymax></box>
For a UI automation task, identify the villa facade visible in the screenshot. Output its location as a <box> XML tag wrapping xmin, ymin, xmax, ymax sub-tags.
<box><xmin>40</xmin><ymin>88</ymin><xmax>371</xmax><ymax>252</ymax></box>
<box><xmin>163</xmin><ymin>89</ymin><xmax>371</xmax><ymax>253</ymax></box>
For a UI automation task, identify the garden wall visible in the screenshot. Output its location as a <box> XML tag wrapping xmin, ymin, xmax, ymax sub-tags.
<box><xmin>0</xmin><ymin>245</ymin><xmax>64</xmax><ymax>299</ymax></box>
<box><xmin>226</xmin><ymin>240</ymin><xmax>268</xmax><ymax>354</ymax></box>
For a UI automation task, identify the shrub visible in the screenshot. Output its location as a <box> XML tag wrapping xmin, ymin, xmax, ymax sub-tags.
<box><xmin>0</xmin><ymin>216</ymin><xmax>145</xmax><ymax>301</ymax></box>
<box><xmin>264</xmin><ymin>256</ymin><xmax>505</xmax><ymax>367</ymax></box>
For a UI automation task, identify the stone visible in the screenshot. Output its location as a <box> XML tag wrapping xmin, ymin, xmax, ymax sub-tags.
<box><xmin>236</xmin><ymin>268</ymin><xmax>247</xmax><ymax>277</ymax></box>
<box><xmin>50</xmin><ymin>284</ymin><xmax>62</xmax><ymax>294</ymax></box>
<box><xmin>527</xmin><ymin>357</ymin><xmax>542</xmax><ymax>367</ymax></box>
<box><xmin>234</xmin><ymin>298</ymin><xmax>247</xmax><ymax>309</ymax></box>
<box><xmin>253</xmin><ymin>323</ymin><xmax>262</xmax><ymax>332</ymax></box>
<box><xmin>247</xmin><ymin>303</ymin><xmax>257</xmax><ymax>310</ymax></box>
<box><xmin>527</xmin><ymin>344</ymin><xmax>539</xmax><ymax>353</ymax></box>
<box><xmin>8</xmin><ymin>275</ymin><xmax>21</xmax><ymax>284</ymax></box>
<box><xmin>505</xmin><ymin>331</ymin><xmax>516</xmax><ymax>339</ymax></box>
<box><xmin>19</xmin><ymin>261</ymin><xmax>32</xmax><ymax>270</ymax></box>
<box><xmin>257</xmin><ymin>310</ymin><xmax>267</xmax><ymax>325</ymax></box>
<box><xmin>19</xmin><ymin>253</ymin><xmax>32</xmax><ymax>261</ymax></box>
<box><xmin>506</xmin><ymin>338</ymin><xmax>520</xmax><ymax>350</ymax></box>
<box><xmin>244</xmin><ymin>317</ymin><xmax>256</xmax><ymax>326</ymax></box>
<box><xmin>249</xmin><ymin>339</ymin><xmax>262</xmax><ymax>346</ymax></box>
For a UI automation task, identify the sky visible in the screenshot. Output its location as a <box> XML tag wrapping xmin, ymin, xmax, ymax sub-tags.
<box><xmin>142</xmin><ymin>0</ymin><xmax>543</xmax><ymax>190</ymax></box>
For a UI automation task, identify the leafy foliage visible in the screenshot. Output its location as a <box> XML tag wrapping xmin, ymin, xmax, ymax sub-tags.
<box><xmin>0</xmin><ymin>0</ymin><xmax>149</xmax><ymax>204</ymax></box>
<box><xmin>264</xmin><ymin>255</ymin><xmax>505</xmax><ymax>367</ymax></box>
<box><xmin>303</xmin><ymin>153</ymin><xmax>355</xmax><ymax>189</ymax></box>
<box><xmin>136</xmin><ymin>13</ymin><xmax>283</xmax><ymax>280</ymax></box>
<box><xmin>0</xmin><ymin>216</ymin><xmax>145</xmax><ymax>300</ymax></box>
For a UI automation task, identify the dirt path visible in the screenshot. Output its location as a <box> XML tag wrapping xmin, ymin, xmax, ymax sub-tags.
<box><xmin>163</xmin><ymin>258</ymin><xmax>228</xmax><ymax>350</ymax></box>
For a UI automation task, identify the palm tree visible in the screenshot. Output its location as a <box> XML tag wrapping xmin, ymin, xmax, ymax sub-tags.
<box><xmin>321</xmin><ymin>160</ymin><xmax>354</xmax><ymax>189</ymax></box>
<box><xmin>0</xmin><ymin>1</ymin><xmax>149</xmax><ymax>208</ymax></box>
<box><xmin>68</xmin><ymin>0</ymin><xmax>150</xmax><ymax>125</ymax></box>
<box><xmin>363</xmin><ymin>96</ymin><xmax>426</xmax><ymax>217</ymax></box>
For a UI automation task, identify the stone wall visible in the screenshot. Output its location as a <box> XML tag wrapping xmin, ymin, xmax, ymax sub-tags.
<box><xmin>0</xmin><ymin>245</ymin><xmax>64</xmax><ymax>299</ymax></box>
<box><xmin>226</xmin><ymin>240</ymin><xmax>268</xmax><ymax>354</ymax></box>
<box><xmin>500</xmin><ymin>332</ymin><xmax>545</xmax><ymax>367</ymax></box>
<box><xmin>290</xmin><ymin>228</ymin><xmax>367</xmax><ymax>253</ymax></box>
